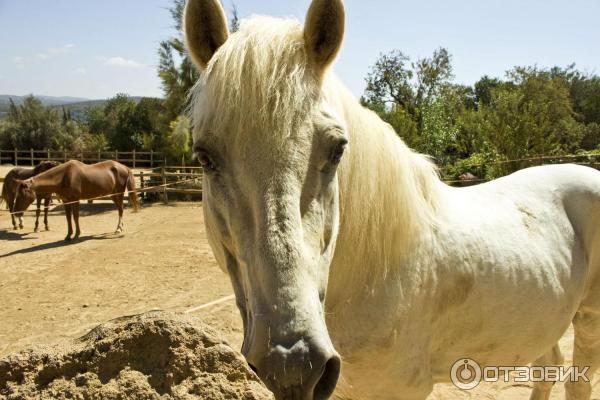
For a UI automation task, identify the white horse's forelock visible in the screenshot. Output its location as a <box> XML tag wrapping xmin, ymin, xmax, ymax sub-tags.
<box><xmin>190</xmin><ymin>15</ymin><xmax>441</xmax><ymax>286</ymax></box>
<box><xmin>190</xmin><ymin>16</ymin><xmax>320</xmax><ymax>149</ymax></box>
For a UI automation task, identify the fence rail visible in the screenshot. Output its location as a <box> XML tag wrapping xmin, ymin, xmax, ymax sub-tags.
<box><xmin>5</xmin><ymin>153</ymin><xmax>600</xmax><ymax>196</ymax></box>
<box><xmin>447</xmin><ymin>153</ymin><xmax>600</xmax><ymax>187</ymax></box>
<box><xmin>135</xmin><ymin>167</ymin><xmax>203</xmax><ymax>203</ymax></box>
<box><xmin>0</xmin><ymin>149</ymin><xmax>165</xmax><ymax>168</ymax></box>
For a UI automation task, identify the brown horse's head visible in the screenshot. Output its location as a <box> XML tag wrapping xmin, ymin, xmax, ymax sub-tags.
<box><xmin>13</xmin><ymin>180</ymin><xmax>36</xmax><ymax>213</ymax></box>
<box><xmin>33</xmin><ymin>161</ymin><xmax>60</xmax><ymax>175</ymax></box>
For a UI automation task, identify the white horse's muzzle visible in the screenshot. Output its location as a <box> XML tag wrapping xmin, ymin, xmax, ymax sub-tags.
<box><xmin>245</xmin><ymin>334</ymin><xmax>341</xmax><ymax>400</ymax></box>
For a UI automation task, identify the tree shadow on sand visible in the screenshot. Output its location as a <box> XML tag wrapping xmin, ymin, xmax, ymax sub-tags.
<box><xmin>0</xmin><ymin>232</ymin><xmax>124</xmax><ymax>258</ymax></box>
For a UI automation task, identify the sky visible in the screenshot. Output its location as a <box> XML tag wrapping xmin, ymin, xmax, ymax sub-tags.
<box><xmin>1</xmin><ymin>0</ymin><xmax>599</xmax><ymax>100</ymax></box>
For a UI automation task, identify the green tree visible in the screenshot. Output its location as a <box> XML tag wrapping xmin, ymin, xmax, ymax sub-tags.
<box><xmin>474</xmin><ymin>76</ymin><xmax>504</xmax><ymax>108</ymax></box>
<box><xmin>166</xmin><ymin>115</ymin><xmax>192</xmax><ymax>161</ymax></box>
<box><xmin>158</xmin><ymin>0</ymin><xmax>199</xmax><ymax>122</ymax></box>
<box><xmin>480</xmin><ymin>67</ymin><xmax>583</xmax><ymax>162</ymax></box>
<box><xmin>132</xmin><ymin>97</ymin><xmax>168</xmax><ymax>151</ymax></box>
<box><xmin>363</xmin><ymin>48</ymin><xmax>457</xmax><ymax>161</ymax></box>
<box><xmin>230</xmin><ymin>3</ymin><xmax>240</xmax><ymax>33</ymax></box>
<box><xmin>100</xmin><ymin>95</ymin><xmax>168</xmax><ymax>152</ymax></box>
<box><xmin>103</xmin><ymin>94</ymin><xmax>139</xmax><ymax>151</ymax></box>
<box><xmin>364</xmin><ymin>47</ymin><xmax>454</xmax><ymax>121</ymax></box>
<box><xmin>85</xmin><ymin>107</ymin><xmax>106</xmax><ymax>135</ymax></box>
<box><xmin>364</xmin><ymin>50</ymin><xmax>416</xmax><ymax>116</ymax></box>
<box><xmin>158</xmin><ymin>1</ymin><xmax>240</xmax><ymax>123</ymax></box>
<box><xmin>0</xmin><ymin>96</ymin><xmax>64</xmax><ymax>150</ymax></box>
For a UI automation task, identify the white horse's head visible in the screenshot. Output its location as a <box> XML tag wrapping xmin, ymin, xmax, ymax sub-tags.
<box><xmin>185</xmin><ymin>0</ymin><xmax>346</xmax><ymax>398</ymax></box>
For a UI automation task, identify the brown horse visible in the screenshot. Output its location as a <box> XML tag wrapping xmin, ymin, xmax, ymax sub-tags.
<box><xmin>1</xmin><ymin>161</ymin><xmax>60</xmax><ymax>231</ymax></box>
<box><xmin>13</xmin><ymin>160</ymin><xmax>140</xmax><ymax>241</ymax></box>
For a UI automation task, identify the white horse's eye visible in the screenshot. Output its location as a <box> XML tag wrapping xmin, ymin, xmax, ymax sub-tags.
<box><xmin>197</xmin><ymin>149</ymin><xmax>217</xmax><ymax>172</ymax></box>
<box><xmin>329</xmin><ymin>139</ymin><xmax>348</xmax><ymax>165</ymax></box>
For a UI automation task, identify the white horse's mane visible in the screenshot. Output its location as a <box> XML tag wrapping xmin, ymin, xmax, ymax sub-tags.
<box><xmin>190</xmin><ymin>16</ymin><xmax>441</xmax><ymax>284</ymax></box>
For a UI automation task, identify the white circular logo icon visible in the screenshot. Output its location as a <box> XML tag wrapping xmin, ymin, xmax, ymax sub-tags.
<box><xmin>451</xmin><ymin>358</ymin><xmax>482</xmax><ymax>390</ymax></box>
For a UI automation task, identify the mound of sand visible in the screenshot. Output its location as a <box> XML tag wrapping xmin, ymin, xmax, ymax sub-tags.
<box><xmin>0</xmin><ymin>312</ymin><xmax>273</xmax><ymax>400</ymax></box>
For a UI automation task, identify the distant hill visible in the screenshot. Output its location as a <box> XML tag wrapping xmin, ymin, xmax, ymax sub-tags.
<box><xmin>0</xmin><ymin>94</ymin><xmax>91</xmax><ymax>107</ymax></box>
<box><xmin>0</xmin><ymin>95</ymin><xmax>147</xmax><ymax>120</ymax></box>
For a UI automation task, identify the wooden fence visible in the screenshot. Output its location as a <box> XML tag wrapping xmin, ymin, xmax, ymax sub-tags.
<box><xmin>135</xmin><ymin>166</ymin><xmax>203</xmax><ymax>203</ymax></box>
<box><xmin>0</xmin><ymin>166</ymin><xmax>202</xmax><ymax>204</ymax></box>
<box><xmin>0</xmin><ymin>149</ymin><xmax>165</xmax><ymax>168</ymax></box>
<box><xmin>4</xmin><ymin>153</ymin><xmax>600</xmax><ymax>200</ymax></box>
<box><xmin>446</xmin><ymin>153</ymin><xmax>600</xmax><ymax>187</ymax></box>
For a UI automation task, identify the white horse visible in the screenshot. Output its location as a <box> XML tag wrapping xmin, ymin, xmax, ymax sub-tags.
<box><xmin>184</xmin><ymin>0</ymin><xmax>600</xmax><ymax>399</ymax></box>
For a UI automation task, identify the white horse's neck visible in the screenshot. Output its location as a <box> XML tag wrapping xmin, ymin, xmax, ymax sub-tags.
<box><xmin>324</xmin><ymin>75</ymin><xmax>441</xmax><ymax>304</ymax></box>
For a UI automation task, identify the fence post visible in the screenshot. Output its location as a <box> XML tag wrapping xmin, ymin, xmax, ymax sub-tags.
<box><xmin>140</xmin><ymin>171</ymin><xmax>145</xmax><ymax>201</ymax></box>
<box><xmin>162</xmin><ymin>167</ymin><xmax>168</xmax><ymax>205</ymax></box>
<box><xmin>47</xmin><ymin>149</ymin><xmax>50</xmax><ymax>161</ymax></box>
<box><xmin>133</xmin><ymin>150</ymin><xmax>136</xmax><ymax>169</ymax></box>
<box><xmin>150</xmin><ymin>150</ymin><xmax>154</xmax><ymax>168</ymax></box>
<box><xmin>97</xmin><ymin>150</ymin><xmax>101</xmax><ymax>162</ymax></box>
<box><xmin>64</xmin><ymin>150</ymin><xmax>67</xmax><ymax>162</ymax></box>
<box><xmin>30</xmin><ymin>148</ymin><xmax>34</xmax><ymax>166</ymax></box>
<box><xmin>115</xmin><ymin>150</ymin><xmax>118</xmax><ymax>162</ymax></box>
<box><xmin>14</xmin><ymin>149</ymin><xmax>18</xmax><ymax>166</ymax></box>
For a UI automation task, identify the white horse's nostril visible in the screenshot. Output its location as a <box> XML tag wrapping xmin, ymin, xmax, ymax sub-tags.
<box><xmin>313</xmin><ymin>354</ymin><xmax>341</xmax><ymax>400</ymax></box>
<box><xmin>248</xmin><ymin>339</ymin><xmax>340</xmax><ymax>400</ymax></box>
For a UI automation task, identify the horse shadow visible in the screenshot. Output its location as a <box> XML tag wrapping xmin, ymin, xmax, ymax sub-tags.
<box><xmin>0</xmin><ymin>232</ymin><xmax>124</xmax><ymax>258</ymax></box>
<box><xmin>0</xmin><ymin>229</ymin><xmax>33</xmax><ymax>242</ymax></box>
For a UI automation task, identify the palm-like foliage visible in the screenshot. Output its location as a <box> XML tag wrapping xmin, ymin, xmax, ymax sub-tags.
<box><xmin>158</xmin><ymin>0</ymin><xmax>239</xmax><ymax>122</ymax></box>
<box><xmin>158</xmin><ymin>0</ymin><xmax>200</xmax><ymax>122</ymax></box>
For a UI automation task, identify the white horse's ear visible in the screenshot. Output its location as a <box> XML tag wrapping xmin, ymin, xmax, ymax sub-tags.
<box><xmin>184</xmin><ymin>0</ymin><xmax>230</xmax><ymax>71</ymax></box>
<box><xmin>304</xmin><ymin>0</ymin><xmax>345</xmax><ymax>73</ymax></box>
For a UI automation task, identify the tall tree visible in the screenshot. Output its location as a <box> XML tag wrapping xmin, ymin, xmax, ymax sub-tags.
<box><xmin>363</xmin><ymin>47</ymin><xmax>454</xmax><ymax>121</ymax></box>
<box><xmin>0</xmin><ymin>96</ymin><xmax>64</xmax><ymax>150</ymax></box>
<box><xmin>158</xmin><ymin>0</ymin><xmax>240</xmax><ymax>122</ymax></box>
<box><xmin>158</xmin><ymin>0</ymin><xmax>199</xmax><ymax>122</ymax></box>
<box><xmin>363</xmin><ymin>48</ymin><xmax>458</xmax><ymax>162</ymax></box>
<box><xmin>481</xmin><ymin>67</ymin><xmax>583</xmax><ymax>161</ymax></box>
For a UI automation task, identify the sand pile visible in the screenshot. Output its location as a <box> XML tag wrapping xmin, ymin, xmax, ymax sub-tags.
<box><xmin>0</xmin><ymin>312</ymin><xmax>273</xmax><ymax>400</ymax></box>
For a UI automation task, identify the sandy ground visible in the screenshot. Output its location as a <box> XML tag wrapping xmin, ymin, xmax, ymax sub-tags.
<box><xmin>1</xmin><ymin>165</ymin><xmax>600</xmax><ymax>399</ymax></box>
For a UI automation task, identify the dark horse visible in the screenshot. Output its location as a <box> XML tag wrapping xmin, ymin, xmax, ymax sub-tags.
<box><xmin>13</xmin><ymin>160</ymin><xmax>140</xmax><ymax>241</ymax></box>
<box><xmin>1</xmin><ymin>161</ymin><xmax>60</xmax><ymax>231</ymax></box>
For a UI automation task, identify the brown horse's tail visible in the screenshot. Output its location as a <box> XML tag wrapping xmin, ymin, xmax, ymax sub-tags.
<box><xmin>0</xmin><ymin>178</ymin><xmax>7</xmax><ymax>209</ymax></box>
<box><xmin>126</xmin><ymin>169</ymin><xmax>140</xmax><ymax>213</ymax></box>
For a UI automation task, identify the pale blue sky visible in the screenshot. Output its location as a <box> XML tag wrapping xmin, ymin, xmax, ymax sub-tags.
<box><xmin>1</xmin><ymin>0</ymin><xmax>599</xmax><ymax>99</ymax></box>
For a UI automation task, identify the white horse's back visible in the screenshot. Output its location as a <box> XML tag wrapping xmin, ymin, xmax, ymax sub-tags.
<box><xmin>427</xmin><ymin>164</ymin><xmax>600</xmax><ymax>381</ymax></box>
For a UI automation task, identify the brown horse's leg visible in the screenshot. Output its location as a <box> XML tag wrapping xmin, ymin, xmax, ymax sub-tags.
<box><xmin>44</xmin><ymin>197</ymin><xmax>50</xmax><ymax>231</ymax></box>
<box><xmin>17</xmin><ymin>197</ymin><xmax>24</xmax><ymax>230</ymax></box>
<box><xmin>113</xmin><ymin>195</ymin><xmax>124</xmax><ymax>233</ymax></box>
<box><xmin>34</xmin><ymin>198</ymin><xmax>42</xmax><ymax>233</ymax></box>
<box><xmin>64</xmin><ymin>203</ymin><xmax>73</xmax><ymax>241</ymax></box>
<box><xmin>73</xmin><ymin>202</ymin><xmax>81</xmax><ymax>239</ymax></box>
<box><xmin>9</xmin><ymin>198</ymin><xmax>18</xmax><ymax>230</ymax></box>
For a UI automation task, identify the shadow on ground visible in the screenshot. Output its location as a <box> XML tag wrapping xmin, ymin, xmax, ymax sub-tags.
<box><xmin>0</xmin><ymin>232</ymin><xmax>123</xmax><ymax>258</ymax></box>
<box><xmin>0</xmin><ymin>230</ymin><xmax>34</xmax><ymax>242</ymax></box>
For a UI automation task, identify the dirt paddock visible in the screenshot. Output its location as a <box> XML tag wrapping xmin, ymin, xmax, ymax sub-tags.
<box><xmin>1</xmin><ymin>180</ymin><xmax>600</xmax><ymax>398</ymax></box>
